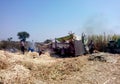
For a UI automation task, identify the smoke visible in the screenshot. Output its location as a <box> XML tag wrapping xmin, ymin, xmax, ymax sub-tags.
<box><xmin>82</xmin><ymin>14</ymin><xmax>109</xmax><ymax>35</ymax></box>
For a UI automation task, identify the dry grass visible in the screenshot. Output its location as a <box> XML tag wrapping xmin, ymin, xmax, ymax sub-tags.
<box><xmin>88</xmin><ymin>34</ymin><xmax>120</xmax><ymax>51</ymax></box>
<box><xmin>31</xmin><ymin>57</ymin><xmax>86</xmax><ymax>82</ymax></box>
<box><xmin>0</xmin><ymin>60</ymin><xmax>8</xmax><ymax>69</ymax></box>
<box><xmin>0</xmin><ymin>50</ymin><xmax>120</xmax><ymax>84</ymax></box>
<box><xmin>0</xmin><ymin>65</ymin><xmax>33</xmax><ymax>84</ymax></box>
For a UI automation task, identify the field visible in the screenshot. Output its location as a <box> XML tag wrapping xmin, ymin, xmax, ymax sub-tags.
<box><xmin>0</xmin><ymin>50</ymin><xmax>120</xmax><ymax>84</ymax></box>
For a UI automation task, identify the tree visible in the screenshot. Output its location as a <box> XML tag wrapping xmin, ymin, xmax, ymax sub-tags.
<box><xmin>17</xmin><ymin>31</ymin><xmax>30</xmax><ymax>41</ymax></box>
<box><xmin>44</xmin><ymin>39</ymin><xmax>52</xmax><ymax>44</ymax></box>
<box><xmin>7</xmin><ymin>37</ymin><xmax>13</xmax><ymax>42</ymax></box>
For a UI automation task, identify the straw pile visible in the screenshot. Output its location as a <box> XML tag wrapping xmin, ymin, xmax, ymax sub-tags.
<box><xmin>0</xmin><ymin>50</ymin><xmax>120</xmax><ymax>84</ymax></box>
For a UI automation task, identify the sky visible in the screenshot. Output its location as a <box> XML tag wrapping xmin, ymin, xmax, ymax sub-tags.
<box><xmin>1</xmin><ymin>0</ymin><xmax>120</xmax><ymax>42</ymax></box>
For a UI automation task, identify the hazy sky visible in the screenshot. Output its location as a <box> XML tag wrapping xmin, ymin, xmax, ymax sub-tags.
<box><xmin>1</xmin><ymin>0</ymin><xmax>120</xmax><ymax>42</ymax></box>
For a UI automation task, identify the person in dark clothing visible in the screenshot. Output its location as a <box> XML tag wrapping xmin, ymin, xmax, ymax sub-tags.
<box><xmin>69</xmin><ymin>40</ymin><xmax>75</xmax><ymax>56</ymax></box>
<box><xmin>20</xmin><ymin>40</ymin><xmax>25</xmax><ymax>54</ymax></box>
<box><xmin>88</xmin><ymin>40</ymin><xmax>95</xmax><ymax>54</ymax></box>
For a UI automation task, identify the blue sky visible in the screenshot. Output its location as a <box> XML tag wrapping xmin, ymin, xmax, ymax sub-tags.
<box><xmin>0</xmin><ymin>0</ymin><xmax>120</xmax><ymax>42</ymax></box>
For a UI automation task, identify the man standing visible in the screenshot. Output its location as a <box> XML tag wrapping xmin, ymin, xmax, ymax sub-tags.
<box><xmin>20</xmin><ymin>39</ymin><xmax>25</xmax><ymax>54</ymax></box>
<box><xmin>88</xmin><ymin>40</ymin><xmax>95</xmax><ymax>54</ymax></box>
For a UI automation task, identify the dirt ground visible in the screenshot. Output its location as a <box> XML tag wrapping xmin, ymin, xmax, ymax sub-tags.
<box><xmin>0</xmin><ymin>50</ymin><xmax>120</xmax><ymax>84</ymax></box>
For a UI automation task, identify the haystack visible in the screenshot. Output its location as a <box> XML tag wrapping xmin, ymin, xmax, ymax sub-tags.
<box><xmin>26</xmin><ymin>51</ymin><xmax>39</xmax><ymax>58</ymax></box>
<box><xmin>0</xmin><ymin>65</ymin><xmax>32</xmax><ymax>84</ymax></box>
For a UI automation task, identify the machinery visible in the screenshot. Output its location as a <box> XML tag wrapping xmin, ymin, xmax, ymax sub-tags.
<box><xmin>107</xmin><ymin>39</ymin><xmax>120</xmax><ymax>53</ymax></box>
<box><xmin>52</xmin><ymin>34</ymin><xmax>86</xmax><ymax>57</ymax></box>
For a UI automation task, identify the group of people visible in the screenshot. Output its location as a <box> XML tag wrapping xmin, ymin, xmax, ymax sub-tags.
<box><xmin>20</xmin><ymin>40</ymin><xmax>42</xmax><ymax>55</ymax></box>
<box><xmin>20</xmin><ymin>35</ymin><xmax>95</xmax><ymax>56</ymax></box>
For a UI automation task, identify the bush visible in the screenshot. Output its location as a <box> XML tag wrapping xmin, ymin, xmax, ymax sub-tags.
<box><xmin>0</xmin><ymin>40</ymin><xmax>20</xmax><ymax>50</ymax></box>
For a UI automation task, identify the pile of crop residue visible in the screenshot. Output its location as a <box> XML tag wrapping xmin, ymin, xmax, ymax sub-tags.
<box><xmin>0</xmin><ymin>50</ymin><xmax>59</xmax><ymax>84</ymax></box>
<box><xmin>0</xmin><ymin>50</ymin><xmax>120</xmax><ymax>84</ymax></box>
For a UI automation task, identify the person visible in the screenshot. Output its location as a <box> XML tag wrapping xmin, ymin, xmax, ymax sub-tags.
<box><xmin>88</xmin><ymin>40</ymin><xmax>95</xmax><ymax>54</ymax></box>
<box><xmin>69</xmin><ymin>39</ymin><xmax>75</xmax><ymax>56</ymax></box>
<box><xmin>20</xmin><ymin>39</ymin><xmax>25</xmax><ymax>54</ymax></box>
<box><xmin>38</xmin><ymin>47</ymin><xmax>42</xmax><ymax>55</ymax></box>
<box><xmin>81</xmin><ymin>33</ymin><xmax>88</xmax><ymax>54</ymax></box>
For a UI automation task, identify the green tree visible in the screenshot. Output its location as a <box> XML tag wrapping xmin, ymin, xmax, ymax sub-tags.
<box><xmin>17</xmin><ymin>31</ymin><xmax>30</xmax><ymax>41</ymax></box>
